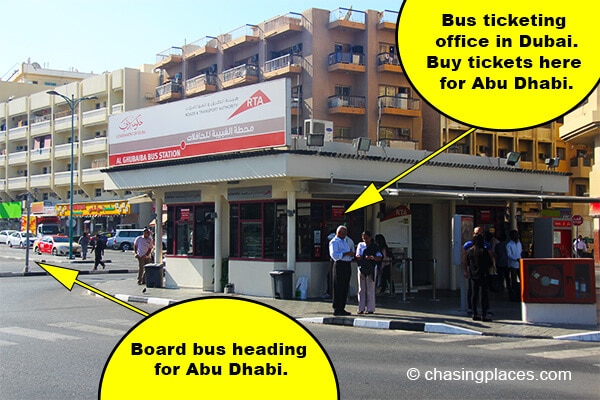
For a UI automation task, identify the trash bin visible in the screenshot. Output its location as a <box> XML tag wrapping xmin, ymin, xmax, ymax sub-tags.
<box><xmin>144</xmin><ymin>263</ymin><xmax>164</xmax><ymax>288</ymax></box>
<box><xmin>269</xmin><ymin>270</ymin><xmax>294</xmax><ymax>299</ymax></box>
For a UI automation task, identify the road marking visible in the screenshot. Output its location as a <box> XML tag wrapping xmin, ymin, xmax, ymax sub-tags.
<box><xmin>470</xmin><ymin>339</ymin><xmax>565</xmax><ymax>350</ymax></box>
<box><xmin>0</xmin><ymin>326</ymin><xmax>80</xmax><ymax>341</ymax></box>
<box><xmin>48</xmin><ymin>322</ymin><xmax>126</xmax><ymax>337</ymax></box>
<box><xmin>0</xmin><ymin>339</ymin><xmax>17</xmax><ymax>347</ymax></box>
<box><xmin>421</xmin><ymin>334</ymin><xmax>482</xmax><ymax>343</ymax></box>
<box><xmin>528</xmin><ymin>346</ymin><xmax>600</xmax><ymax>360</ymax></box>
<box><xmin>97</xmin><ymin>318</ymin><xmax>138</xmax><ymax>327</ymax></box>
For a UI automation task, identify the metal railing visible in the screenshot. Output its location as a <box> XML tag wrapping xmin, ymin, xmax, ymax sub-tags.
<box><xmin>328</xmin><ymin>51</ymin><xmax>364</xmax><ymax>66</ymax></box>
<box><xmin>378</xmin><ymin>95</ymin><xmax>420</xmax><ymax>111</ymax></box>
<box><xmin>329</xmin><ymin>7</ymin><xmax>366</xmax><ymax>24</ymax></box>
<box><xmin>156</xmin><ymin>82</ymin><xmax>183</xmax><ymax>97</ymax></box>
<box><xmin>376</xmin><ymin>52</ymin><xmax>400</xmax><ymax>66</ymax></box>
<box><xmin>378</xmin><ymin>9</ymin><xmax>399</xmax><ymax>24</ymax></box>
<box><xmin>222</xmin><ymin>64</ymin><xmax>259</xmax><ymax>83</ymax></box>
<box><xmin>155</xmin><ymin>47</ymin><xmax>183</xmax><ymax>63</ymax></box>
<box><xmin>221</xmin><ymin>24</ymin><xmax>260</xmax><ymax>44</ymax></box>
<box><xmin>264</xmin><ymin>12</ymin><xmax>302</xmax><ymax>32</ymax></box>
<box><xmin>185</xmin><ymin>73</ymin><xmax>217</xmax><ymax>90</ymax></box>
<box><xmin>328</xmin><ymin>95</ymin><xmax>365</xmax><ymax>108</ymax></box>
<box><xmin>264</xmin><ymin>54</ymin><xmax>302</xmax><ymax>73</ymax></box>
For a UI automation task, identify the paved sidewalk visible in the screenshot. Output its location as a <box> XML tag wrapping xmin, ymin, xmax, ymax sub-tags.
<box><xmin>87</xmin><ymin>277</ymin><xmax>600</xmax><ymax>342</ymax></box>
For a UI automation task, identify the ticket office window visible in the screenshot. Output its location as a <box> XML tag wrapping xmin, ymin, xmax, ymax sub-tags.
<box><xmin>230</xmin><ymin>201</ymin><xmax>287</xmax><ymax>260</ymax></box>
<box><xmin>166</xmin><ymin>204</ymin><xmax>215</xmax><ymax>257</ymax></box>
<box><xmin>296</xmin><ymin>201</ymin><xmax>364</xmax><ymax>261</ymax></box>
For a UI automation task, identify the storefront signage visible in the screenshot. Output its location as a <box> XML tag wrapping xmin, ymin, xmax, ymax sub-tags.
<box><xmin>590</xmin><ymin>202</ymin><xmax>600</xmax><ymax>218</ymax></box>
<box><xmin>381</xmin><ymin>205</ymin><xmax>412</xmax><ymax>221</ymax></box>
<box><xmin>108</xmin><ymin>79</ymin><xmax>290</xmax><ymax>167</ymax></box>
<box><xmin>165</xmin><ymin>191</ymin><xmax>202</xmax><ymax>204</ymax></box>
<box><xmin>331</xmin><ymin>205</ymin><xmax>345</xmax><ymax>219</ymax></box>
<box><xmin>180</xmin><ymin>208</ymin><xmax>190</xmax><ymax>221</ymax></box>
<box><xmin>552</xmin><ymin>219</ymin><xmax>572</xmax><ymax>228</ymax></box>
<box><xmin>228</xmin><ymin>186</ymin><xmax>272</xmax><ymax>201</ymax></box>
<box><xmin>56</xmin><ymin>201</ymin><xmax>131</xmax><ymax>217</ymax></box>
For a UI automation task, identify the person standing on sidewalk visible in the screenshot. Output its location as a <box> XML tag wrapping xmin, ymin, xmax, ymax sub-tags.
<box><xmin>91</xmin><ymin>233</ymin><xmax>106</xmax><ymax>270</ymax></box>
<box><xmin>329</xmin><ymin>225</ymin><xmax>354</xmax><ymax>316</ymax></box>
<box><xmin>134</xmin><ymin>227</ymin><xmax>154</xmax><ymax>285</ymax></box>
<box><xmin>506</xmin><ymin>230</ymin><xmax>523</xmax><ymax>302</ymax></box>
<box><xmin>355</xmin><ymin>231</ymin><xmax>382</xmax><ymax>314</ymax></box>
<box><xmin>78</xmin><ymin>232</ymin><xmax>90</xmax><ymax>260</ymax></box>
<box><xmin>466</xmin><ymin>234</ymin><xmax>492</xmax><ymax>322</ymax></box>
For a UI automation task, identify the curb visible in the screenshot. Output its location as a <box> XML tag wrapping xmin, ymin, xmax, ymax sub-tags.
<box><xmin>113</xmin><ymin>293</ymin><xmax>178</xmax><ymax>307</ymax></box>
<box><xmin>0</xmin><ymin>269</ymin><xmax>137</xmax><ymax>278</ymax></box>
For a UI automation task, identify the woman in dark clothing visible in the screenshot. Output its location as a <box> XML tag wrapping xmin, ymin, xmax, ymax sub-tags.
<box><xmin>375</xmin><ymin>234</ymin><xmax>392</xmax><ymax>294</ymax></box>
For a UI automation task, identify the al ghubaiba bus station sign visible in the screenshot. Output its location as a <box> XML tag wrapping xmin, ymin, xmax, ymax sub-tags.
<box><xmin>107</xmin><ymin>79</ymin><xmax>289</xmax><ymax>166</ymax></box>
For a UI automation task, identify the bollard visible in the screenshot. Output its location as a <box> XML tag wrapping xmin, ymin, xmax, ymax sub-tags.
<box><xmin>430</xmin><ymin>258</ymin><xmax>440</xmax><ymax>302</ymax></box>
<box><xmin>399</xmin><ymin>257</ymin><xmax>412</xmax><ymax>304</ymax></box>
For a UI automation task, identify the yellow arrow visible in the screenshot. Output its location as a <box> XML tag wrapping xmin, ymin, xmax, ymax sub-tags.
<box><xmin>37</xmin><ymin>262</ymin><xmax>149</xmax><ymax>317</ymax></box>
<box><xmin>346</xmin><ymin>128</ymin><xmax>476</xmax><ymax>213</ymax></box>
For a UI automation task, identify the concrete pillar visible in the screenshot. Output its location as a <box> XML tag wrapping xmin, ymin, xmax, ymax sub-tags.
<box><xmin>214</xmin><ymin>194</ymin><xmax>223</xmax><ymax>292</ymax></box>
<box><xmin>510</xmin><ymin>201</ymin><xmax>518</xmax><ymax>231</ymax></box>
<box><xmin>154</xmin><ymin>194</ymin><xmax>164</xmax><ymax>264</ymax></box>
<box><xmin>287</xmin><ymin>188</ymin><xmax>296</xmax><ymax>271</ymax></box>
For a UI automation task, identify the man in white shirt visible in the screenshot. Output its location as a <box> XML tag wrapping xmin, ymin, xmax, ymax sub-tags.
<box><xmin>134</xmin><ymin>228</ymin><xmax>155</xmax><ymax>285</ymax></box>
<box><xmin>329</xmin><ymin>225</ymin><xmax>355</xmax><ymax>316</ymax></box>
<box><xmin>506</xmin><ymin>230</ymin><xmax>523</xmax><ymax>301</ymax></box>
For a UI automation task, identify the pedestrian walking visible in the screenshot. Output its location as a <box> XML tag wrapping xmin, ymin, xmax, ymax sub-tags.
<box><xmin>134</xmin><ymin>227</ymin><xmax>154</xmax><ymax>285</ymax></box>
<box><xmin>466</xmin><ymin>234</ymin><xmax>493</xmax><ymax>322</ymax></box>
<box><xmin>91</xmin><ymin>233</ymin><xmax>106</xmax><ymax>270</ymax></box>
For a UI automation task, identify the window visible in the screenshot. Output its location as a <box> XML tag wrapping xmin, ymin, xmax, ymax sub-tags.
<box><xmin>380</xmin><ymin>127</ymin><xmax>410</xmax><ymax>142</ymax></box>
<box><xmin>166</xmin><ymin>204</ymin><xmax>215</xmax><ymax>257</ymax></box>
<box><xmin>230</xmin><ymin>201</ymin><xmax>287</xmax><ymax>260</ymax></box>
<box><xmin>333</xmin><ymin>127</ymin><xmax>351</xmax><ymax>139</ymax></box>
<box><xmin>95</xmin><ymin>188</ymin><xmax>102</xmax><ymax>198</ymax></box>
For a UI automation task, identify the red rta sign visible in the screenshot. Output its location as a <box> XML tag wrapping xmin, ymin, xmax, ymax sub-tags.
<box><xmin>572</xmin><ymin>215</ymin><xmax>583</xmax><ymax>226</ymax></box>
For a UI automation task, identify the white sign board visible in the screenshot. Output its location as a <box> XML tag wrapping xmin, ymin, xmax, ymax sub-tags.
<box><xmin>108</xmin><ymin>79</ymin><xmax>290</xmax><ymax>166</ymax></box>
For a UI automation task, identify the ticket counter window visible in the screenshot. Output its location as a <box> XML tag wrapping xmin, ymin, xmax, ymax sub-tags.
<box><xmin>230</xmin><ymin>201</ymin><xmax>287</xmax><ymax>260</ymax></box>
<box><xmin>166</xmin><ymin>204</ymin><xmax>215</xmax><ymax>257</ymax></box>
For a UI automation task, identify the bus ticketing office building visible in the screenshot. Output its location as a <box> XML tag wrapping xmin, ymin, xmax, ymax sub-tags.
<box><xmin>104</xmin><ymin>79</ymin><xmax>575</xmax><ymax>298</ymax></box>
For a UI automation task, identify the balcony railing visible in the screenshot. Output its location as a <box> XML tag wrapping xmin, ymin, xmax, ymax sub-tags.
<box><xmin>222</xmin><ymin>64</ymin><xmax>259</xmax><ymax>83</ymax></box>
<box><xmin>329</xmin><ymin>7</ymin><xmax>366</xmax><ymax>25</ymax></box>
<box><xmin>156</xmin><ymin>82</ymin><xmax>183</xmax><ymax>100</ymax></box>
<box><xmin>377</xmin><ymin>52</ymin><xmax>400</xmax><ymax>66</ymax></box>
<box><xmin>377</xmin><ymin>10</ymin><xmax>399</xmax><ymax>29</ymax></box>
<box><xmin>328</xmin><ymin>51</ymin><xmax>365</xmax><ymax>66</ymax></box>
<box><xmin>328</xmin><ymin>95</ymin><xmax>366</xmax><ymax>109</ymax></box>
<box><xmin>183</xmin><ymin>36</ymin><xmax>218</xmax><ymax>60</ymax></box>
<box><xmin>221</xmin><ymin>24</ymin><xmax>260</xmax><ymax>49</ymax></box>
<box><xmin>263</xmin><ymin>12</ymin><xmax>303</xmax><ymax>37</ymax></box>
<box><xmin>264</xmin><ymin>54</ymin><xmax>302</xmax><ymax>73</ymax></box>
<box><xmin>378</xmin><ymin>95</ymin><xmax>421</xmax><ymax>111</ymax></box>
<box><xmin>155</xmin><ymin>47</ymin><xmax>183</xmax><ymax>64</ymax></box>
<box><xmin>185</xmin><ymin>73</ymin><xmax>217</xmax><ymax>91</ymax></box>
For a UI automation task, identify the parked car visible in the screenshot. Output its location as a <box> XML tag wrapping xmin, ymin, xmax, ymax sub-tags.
<box><xmin>0</xmin><ymin>229</ymin><xmax>18</xmax><ymax>244</ymax></box>
<box><xmin>106</xmin><ymin>236</ymin><xmax>115</xmax><ymax>249</ymax></box>
<box><xmin>34</xmin><ymin>235</ymin><xmax>82</xmax><ymax>256</ymax></box>
<box><xmin>7</xmin><ymin>231</ymin><xmax>36</xmax><ymax>248</ymax></box>
<box><xmin>111</xmin><ymin>229</ymin><xmax>145</xmax><ymax>251</ymax></box>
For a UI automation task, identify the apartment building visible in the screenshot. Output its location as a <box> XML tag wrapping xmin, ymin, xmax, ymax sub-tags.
<box><xmin>152</xmin><ymin>8</ymin><xmax>421</xmax><ymax>149</ymax></box>
<box><xmin>0</xmin><ymin>65</ymin><xmax>158</xmax><ymax>231</ymax></box>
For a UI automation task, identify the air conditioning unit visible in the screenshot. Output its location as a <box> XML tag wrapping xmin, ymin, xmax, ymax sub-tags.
<box><xmin>304</xmin><ymin>119</ymin><xmax>333</xmax><ymax>142</ymax></box>
<box><xmin>16</xmin><ymin>145</ymin><xmax>25</xmax><ymax>151</ymax></box>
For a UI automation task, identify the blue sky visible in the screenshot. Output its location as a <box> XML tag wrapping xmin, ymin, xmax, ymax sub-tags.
<box><xmin>1</xmin><ymin>0</ymin><xmax>400</xmax><ymax>80</ymax></box>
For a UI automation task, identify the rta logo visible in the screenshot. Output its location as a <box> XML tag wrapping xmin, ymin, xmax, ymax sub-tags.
<box><xmin>118</xmin><ymin>114</ymin><xmax>143</xmax><ymax>131</ymax></box>
<box><xmin>228</xmin><ymin>90</ymin><xmax>271</xmax><ymax>120</ymax></box>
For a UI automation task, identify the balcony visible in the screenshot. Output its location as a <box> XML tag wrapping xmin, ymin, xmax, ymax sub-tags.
<box><xmin>569</xmin><ymin>157</ymin><xmax>593</xmax><ymax>178</ymax></box>
<box><xmin>82</xmin><ymin>137</ymin><xmax>108</xmax><ymax>155</ymax></box>
<box><xmin>377</xmin><ymin>52</ymin><xmax>402</xmax><ymax>73</ymax></box>
<box><xmin>263</xmin><ymin>13</ymin><xmax>303</xmax><ymax>38</ymax></box>
<box><xmin>156</xmin><ymin>82</ymin><xmax>183</xmax><ymax>103</ymax></box>
<box><xmin>328</xmin><ymin>7</ymin><xmax>366</xmax><ymax>31</ymax></box>
<box><xmin>30</xmin><ymin>173</ymin><xmax>51</xmax><ymax>188</ymax></box>
<box><xmin>328</xmin><ymin>52</ymin><xmax>365</xmax><ymax>73</ymax></box>
<box><xmin>263</xmin><ymin>54</ymin><xmax>302</xmax><ymax>80</ymax></box>
<box><xmin>155</xmin><ymin>47</ymin><xmax>183</xmax><ymax>69</ymax></box>
<box><xmin>222</xmin><ymin>64</ymin><xmax>259</xmax><ymax>88</ymax></box>
<box><xmin>54</xmin><ymin>170</ymin><xmax>78</xmax><ymax>186</ymax></box>
<box><xmin>377</xmin><ymin>10</ymin><xmax>398</xmax><ymax>30</ymax></box>
<box><xmin>0</xmin><ymin>128</ymin><xmax>5</xmax><ymax>142</ymax></box>
<box><xmin>8</xmin><ymin>125</ymin><xmax>28</xmax><ymax>140</ymax></box>
<box><xmin>328</xmin><ymin>95</ymin><xmax>366</xmax><ymax>115</ymax></box>
<box><xmin>8</xmin><ymin>151</ymin><xmax>27</xmax><ymax>166</ymax></box>
<box><xmin>185</xmin><ymin>74</ymin><xmax>217</xmax><ymax>97</ymax></box>
<box><xmin>7</xmin><ymin>176</ymin><xmax>27</xmax><ymax>191</ymax></box>
<box><xmin>30</xmin><ymin>117</ymin><xmax>52</xmax><ymax>137</ymax></box>
<box><xmin>54</xmin><ymin>113</ymin><xmax>78</xmax><ymax>132</ymax></box>
<box><xmin>82</xmin><ymin>167</ymin><xmax>105</xmax><ymax>183</ymax></box>
<box><xmin>378</xmin><ymin>96</ymin><xmax>421</xmax><ymax>117</ymax></box>
<box><xmin>112</xmin><ymin>103</ymin><xmax>124</xmax><ymax>114</ymax></box>
<box><xmin>0</xmin><ymin>179</ymin><xmax>5</xmax><ymax>192</ymax></box>
<box><xmin>184</xmin><ymin>37</ymin><xmax>218</xmax><ymax>61</ymax></box>
<box><xmin>54</xmin><ymin>142</ymin><xmax>78</xmax><ymax>159</ymax></box>
<box><xmin>221</xmin><ymin>25</ymin><xmax>260</xmax><ymax>50</ymax></box>
<box><xmin>30</xmin><ymin>147</ymin><xmax>52</xmax><ymax>163</ymax></box>
<box><xmin>82</xmin><ymin>107</ymin><xmax>108</xmax><ymax>126</ymax></box>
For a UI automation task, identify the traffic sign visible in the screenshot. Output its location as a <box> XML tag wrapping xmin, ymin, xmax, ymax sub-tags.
<box><xmin>572</xmin><ymin>215</ymin><xmax>583</xmax><ymax>226</ymax></box>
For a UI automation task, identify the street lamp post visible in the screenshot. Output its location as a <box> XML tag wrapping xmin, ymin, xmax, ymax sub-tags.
<box><xmin>47</xmin><ymin>91</ymin><xmax>97</xmax><ymax>259</ymax></box>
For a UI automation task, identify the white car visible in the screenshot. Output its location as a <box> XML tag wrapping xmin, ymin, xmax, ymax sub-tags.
<box><xmin>0</xmin><ymin>229</ymin><xmax>17</xmax><ymax>244</ymax></box>
<box><xmin>7</xmin><ymin>231</ymin><xmax>36</xmax><ymax>248</ymax></box>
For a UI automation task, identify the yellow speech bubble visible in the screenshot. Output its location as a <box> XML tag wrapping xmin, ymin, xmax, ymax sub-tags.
<box><xmin>397</xmin><ymin>0</ymin><xmax>599</xmax><ymax>130</ymax></box>
<box><xmin>99</xmin><ymin>297</ymin><xmax>339</xmax><ymax>399</ymax></box>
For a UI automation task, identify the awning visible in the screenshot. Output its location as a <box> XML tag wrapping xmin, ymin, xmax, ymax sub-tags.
<box><xmin>127</xmin><ymin>194</ymin><xmax>153</xmax><ymax>204</ymax></box>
